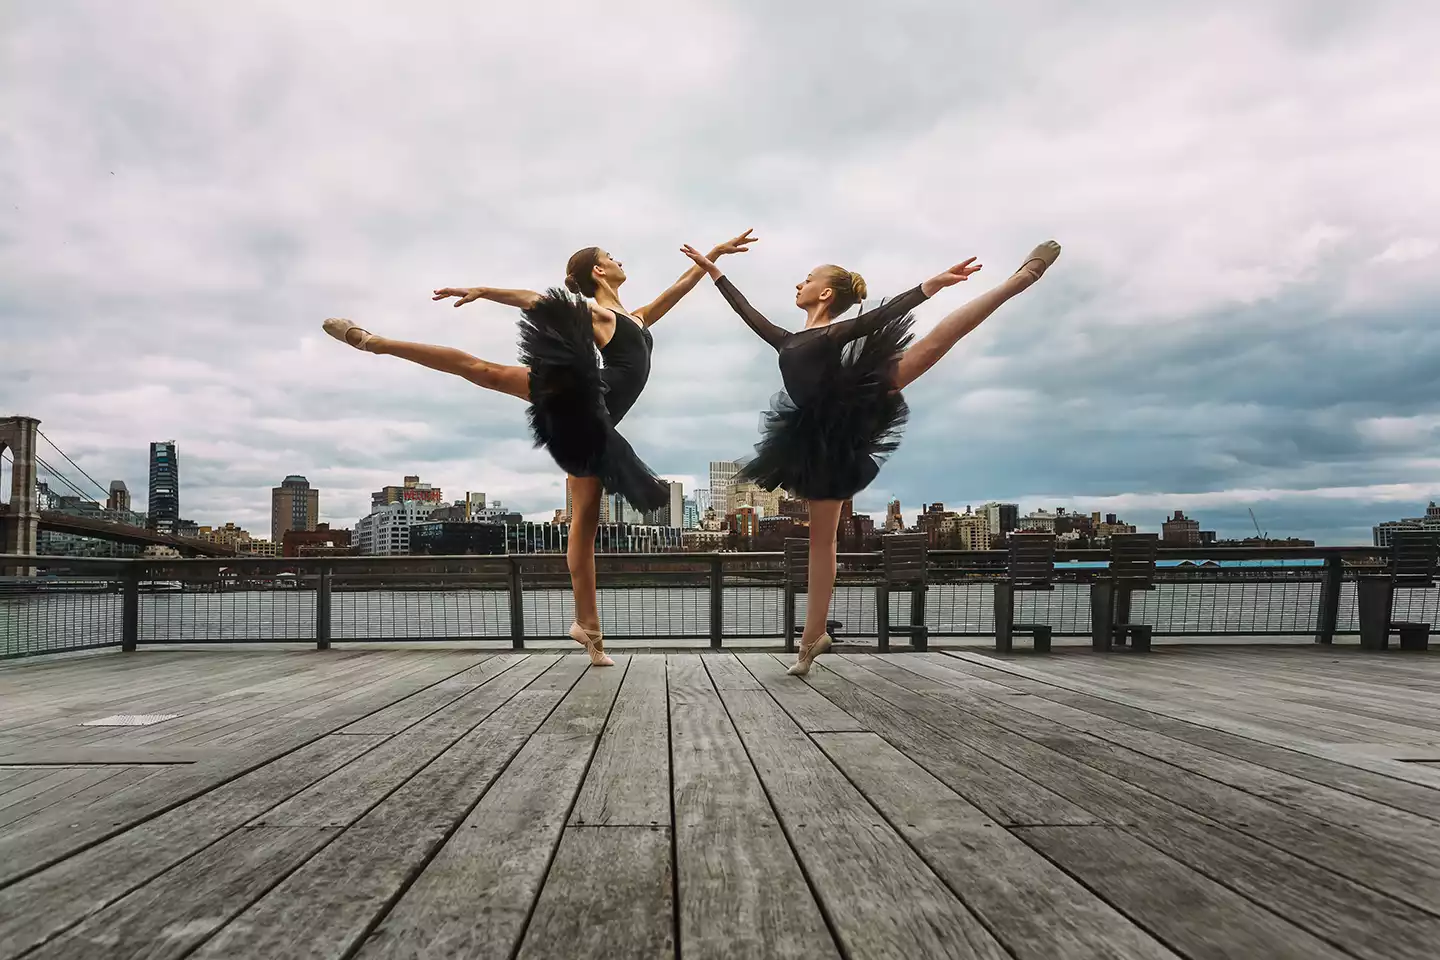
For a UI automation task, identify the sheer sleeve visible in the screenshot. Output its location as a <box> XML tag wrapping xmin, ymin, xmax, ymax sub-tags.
<box><xmin>825</xmin><ymin>284</ymin><xmax>929</xmax><ymax>344</ymax></box>
<box><xmin>714</xmin><ymin>275</ymin><xmax>790</xmax><ymax>351</ymax></box>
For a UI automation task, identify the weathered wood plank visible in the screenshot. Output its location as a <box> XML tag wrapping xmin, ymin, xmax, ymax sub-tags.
<box><xmin>709</xmin><ymin>657</ymin><xmax>1009</xmax><ymax>960</ymax></box>
<box><xmin>351</xmin><ymin>660</ymin><xmax>627</xmax><ymax>960</ymax></box>
<box><xmin>916</xmin><ymin>653</ymin><xmax>1440</xmax><ymax>821</ymax></box>
<box><xmin>0</xmin><ymin>653</ymin><xmax>483</xmax><ymax>886</ymax></box>
<box><xmin>0</xmin><ymin>768</ymin><xmax>89</xmax><ymax>810</ymax></box>
<box><xmin>516</xmin><ymin>826</ymin><xmax>673</xmax><ymax>960</ymax></box>
<box><xmin>736</xmin><ymin>653</ymin><xmax>867</xmax><ymax>732</ymax></box>
<box><xmin>339</xmin><ymin>653</ymin><xmax>514</xmax><ymax>734</ymax></box>
<box><xmin>0</xmin><ymin>767</ymin><xmax>128</xmax><ymax>827</ymax></box>
<box><xmin>798</xmin><ymin>660</ymin><xmax>1100</xmax><ymax>826</ymax></box>
<box><xmin>0</xmin><ymin>748</ymin><xmax>210</xmax><ymax>764</ymax></box>
<box><xmin>861</xmin><ymin>655</ymin><xmax>1440</xmax><ymax>911</ymax></box>
<box><xmin>0</xmin><ymin>767</ymin><xmax>166</xmax><ymax>830</ymax></box>
<box><xmin>941</xmin><ymin>651</ymin><xmax>1440</xmax><ymax>789</ymax></box>
<box><xmin>837</xmin><ymin>660</ymin><xmax>1440</xmax><ymax>960</ymax></box>
<box><xmin>813</xmin><ymin>731</ymin><xmax>1176</xmax><ymax>960</ymax></box>
<box><xmin>190</xmin><ymin>658</ymin><xmax>590</xmax><ymax>960</ymax></box>
<box><xmin>0</xmin><ymin>734</ymin><xmax>382</xmax><ymax>958</ymax></box>
<box><xmin>570</xmin><ymin>655</ymin><xmax>668</xmax><ymax>827</ymax></box>
<box><xmin>1124</xmin><ymin>813</ymin><xmax>1440</xmax><ymax>960</ymax></box>
<box><xmin>1014</xmin><ymin>826</ymin><xmax>1354</xmax><ymax>960</ymax></box>
<box><xmin>701</xmin><ymin>652</ymin><xmax>764</xmax><ymax>690</ymax></box>
<box><xmin>256</xmin><ymin>654</ymin><xmax>560</xmax><ymax>827</ymax></box>
<box><xmin>667</xmin><ymin>656</ymin><xmax>838</xmax><ymax>960</ymax></box>
<box><xmin>26</xmin><ymin>826</ymin><xmax>333</xmax><ymax>960</ymax></box>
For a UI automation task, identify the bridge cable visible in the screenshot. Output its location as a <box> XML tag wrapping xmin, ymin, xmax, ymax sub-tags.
<box><xmin>35</xmin><ymin>429</ymin><xmax>111</xmax><ymax>501</ymax></box>
<box><xmin>34</xmin><ymin>454</ymin><xmax>96</xmax><ymax>501</ymax></box>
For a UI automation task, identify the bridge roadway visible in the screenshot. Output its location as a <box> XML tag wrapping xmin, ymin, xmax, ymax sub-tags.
<box><xmin>0</xmin><ymin>505</ymin><xmax>234</xmax><ymax>557</ymax></box>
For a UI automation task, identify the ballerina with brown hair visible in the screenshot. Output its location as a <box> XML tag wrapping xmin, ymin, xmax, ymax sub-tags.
<box><xmin>681</xmin><ymin>239</ymin><xmax>1060</xmax><ymax>674</ymax></box>
<box><xmin>322</xmin><ymin>230</ymin><xmax>757</xmax><ymax>665</ymax></box>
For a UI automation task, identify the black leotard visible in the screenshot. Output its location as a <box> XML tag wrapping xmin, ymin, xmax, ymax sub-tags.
<box><xmin>711</xmin><ymin>276</ymin><xmax>929</xmax><ymax>500</ymax></box>
<box><xmin>599</xmin><ymin>311</ymin><xmax>652</xmax><ymax>423</ymax></box>
<box><xmin>517</xmin><ymin>290</ymin><xmax>667</xmax><ymax>511</ymax></box>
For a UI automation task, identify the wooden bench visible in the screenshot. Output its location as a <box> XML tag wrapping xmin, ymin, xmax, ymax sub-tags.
<box><xmin>783</xmin><ymin>538</ymin><xmax>844</xmax><ymax>653</ymax></box>
<box><xmin>1090</xmin><ymin>533</ymin><xmax>1159</xmax><ymax>652</ymax></box>
<box><xmin>876</xmin><ymin>534</ymin><xmax>929</xmax><ymax>652</ymax></box>
<box><xmin>994</xmin><ymin>533</ymin><xmax>1056</xmax><ymax>653</ymax></box>
<box><xmin>1357</xmin><ymin>531</ymin><xmax>1440</xmax><ymax>651</ymax></box>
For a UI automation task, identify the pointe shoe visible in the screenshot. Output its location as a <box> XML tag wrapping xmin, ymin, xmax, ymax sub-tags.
<box><xmin>787</xmin><ymin>633</ymin><xmax>833</xmax><ymax>676</ymax></box>
<box><xmin>1011</xmin><ymin>241</ymin><xmax>1061</xmax><ymax>285</ymax></box>
<box><xmin>569</xmin><ymin>622</ymin><xmax>614</xmax><ymax>667</ymax></box>
<box><xmin>322</xmin><ymin>317</ymin><xmax>377</xmax><ymax>351</ymax></box>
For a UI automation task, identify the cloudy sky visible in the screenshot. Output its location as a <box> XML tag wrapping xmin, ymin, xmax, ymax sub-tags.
<box><xmin>4</xmin><ymin>0</ymin><xmax>1439</xmax><ymax>544</ymax></box>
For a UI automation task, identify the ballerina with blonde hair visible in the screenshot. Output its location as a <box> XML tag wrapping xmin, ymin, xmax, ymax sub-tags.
<box><xmin>681</xmin><ymin>240</ymin><xmax>1060</xmax><ymax>673</ymax></box>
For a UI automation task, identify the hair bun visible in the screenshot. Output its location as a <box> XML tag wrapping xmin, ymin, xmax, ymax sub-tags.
<box><xmin>849</xmin><ymin>271</ymin><xmax>868</xmax><ymax>301</ymax></box>
<box><xmin>564</xmin><ymin>275</ymin><xmax>580</xmax><ymax>294</ymax></box>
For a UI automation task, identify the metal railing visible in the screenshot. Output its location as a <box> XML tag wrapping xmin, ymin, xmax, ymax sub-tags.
<box><xmin>0</xmin><ymin>546</ymin><xmax>1427</xmax><ymax>660</ymax></box>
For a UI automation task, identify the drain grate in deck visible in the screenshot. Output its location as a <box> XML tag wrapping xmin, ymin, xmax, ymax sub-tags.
<box><xmin>80</xmin><ymin>714</ymin><xmax>181</xmax><ymax>727</ymax></box>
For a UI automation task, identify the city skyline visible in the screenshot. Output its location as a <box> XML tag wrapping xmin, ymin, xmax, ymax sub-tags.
<box><xmin>17</xmin><ymin>427</ymin><xmax>1440</xmax><ymax>548</ymax></box>
<box><xmin>5</xmin><ymin>4</ymin><xmax>1438</xmax><ymax>547</ymax></box>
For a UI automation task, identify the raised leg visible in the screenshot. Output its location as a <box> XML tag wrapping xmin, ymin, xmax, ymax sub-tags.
<box><xmin>323</xmin><ymin>319</ymin><xmax>530</xmax><ymax>400</ymax></box>
<box><xmin>894</xmin><ymin>242</ymin><xmax>1060</xmax><ymax>390</ymax></box>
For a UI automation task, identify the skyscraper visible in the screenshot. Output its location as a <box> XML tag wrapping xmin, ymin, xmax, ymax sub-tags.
<box><xmin>147</xmin><ymin>442</ymin><xmax>179</xmax><ymax>534</ymax></box>
<box><xmin>643</xmin><ymin>480</ymin><xmax>685</xmax><ymax>527</ymax></box>
<box><xmin>107</xmin><ymin>480</ymin><xmax>130</xmax><ymax>513</ymax></box>
<box><xmin>708</xmin><ymin>460</ymin><xmax>742</xmax><ymax>516</ymax></box>
<box><xmin>271</xmin><ymin>475</ymin><xmax>320</xmax><ymax>544</ymax></box>
<box><xmin>980</xmin><ymin>502</ymin><xmax>1019</xmax><ymax>538</ymax></box>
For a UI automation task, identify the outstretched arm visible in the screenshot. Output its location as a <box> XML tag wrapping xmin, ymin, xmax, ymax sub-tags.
<box><xmin>432</xmin><ymin>286</ymin><xmax>543</xmax><ymax>310</ymax></box>
<box><xmin>632</xmin><ymin>229</ymin><xmax>758</xmax><ymax>327</ymax></box>
<box><xmin>679</xmin><ymin>244</ymin><xmax>789</xmax><ymax>350</ymax></box>
<box><xmin>826</xmin><ymin>257</ymin><xmax>984</xmax><ymax>343</ymax></box>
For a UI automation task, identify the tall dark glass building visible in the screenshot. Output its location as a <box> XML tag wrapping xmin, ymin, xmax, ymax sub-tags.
<box><xmin>147</xmin><ymin>441</ymin><xmax>179</xmax><ymax>533</ymax></box>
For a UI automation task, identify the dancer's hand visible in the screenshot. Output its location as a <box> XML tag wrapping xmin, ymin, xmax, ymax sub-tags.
<box><xmin>680</xmin><ymin>244</ymin><xmax>724</xmax><ymax>280</ymax></box>
<box><xmin>921</xmin><ymin>258</ymin><xmax>982</xmax><ymax>296</ymax></box>
<box><xmin>432</xmin><ymin>287</ymin><xmax>483</xmax><ymax>307</ymax></box>
<box><xmin>709</xmin><ymin>229</ymin><xmax>757</xmax><ymax>259</ymax></box>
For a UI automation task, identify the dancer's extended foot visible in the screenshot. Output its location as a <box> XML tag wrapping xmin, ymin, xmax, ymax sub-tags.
<box><xmin>1010</xmin><ymin>241</ymin><xmax>1061</xmax><ymax>289</ymax></box>
<box><xmin>787</xmin><ymin>633</ymin><xmax>832</xmax><ymax>677</ymax></box>
<box><xmin>569</xmin><ymin>621</ymin><xmax>614</xmax><ymax>667</ymax></box>
<box><xmin>322</xmin><ymin>317</ymin><xmax>378</xmax><ymax>351</ymax></box>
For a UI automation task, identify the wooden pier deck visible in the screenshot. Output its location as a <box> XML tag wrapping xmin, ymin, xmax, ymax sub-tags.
<box><xmin>1</xmin><ymin>645</ymin><xmax>1438</xmax><ymax>959</ymax></box>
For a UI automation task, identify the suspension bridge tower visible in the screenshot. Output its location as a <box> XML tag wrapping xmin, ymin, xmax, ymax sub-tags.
<box><xmin>1</xmin><ymin>416</ymin><xmax>41</xmax><ymax>563</ymax></box>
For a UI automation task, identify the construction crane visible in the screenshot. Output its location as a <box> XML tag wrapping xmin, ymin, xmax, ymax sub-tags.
<box><xmin>1248</xmin><ymin>508</ymin><xmax>1267</xmax><ymax>540</ymax></box>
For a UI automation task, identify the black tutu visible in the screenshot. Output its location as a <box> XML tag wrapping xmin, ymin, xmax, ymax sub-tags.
<box><xmin>518</xmin><ymin>289</ymin><xmax>669</xmax><ymax>513</ymax></box>
<box><xmin>738</xmin><ymin>313</ymin><xmax>914</xmax><ymax>501</ymax></box>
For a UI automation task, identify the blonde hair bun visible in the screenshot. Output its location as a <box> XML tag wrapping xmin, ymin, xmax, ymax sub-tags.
<box><xmin>849</xmin><ymin>271</ymin><xmax>868</xmax><ymax>302</ymax></box>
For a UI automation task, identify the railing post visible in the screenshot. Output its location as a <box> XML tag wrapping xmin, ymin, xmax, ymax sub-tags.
<box><xmin>509</xmin><ymin>556</ymin><xmax>526</xmax><ymax>649</ymax></box>
<box><xmin>1315</xmin><ymin>554</ymin><xmax>1343</xmax><ymax>645</ymax></box>
<box><xmin>316</xmin><ymin>562</ymin><xmax>333</xmax><ymax>651</ymax></box>
<box><xmin>121</xmin><ymin>565</ymin><xmax>140</xmax><ymax>652</ymax></box>
<box><xmin>709</xmin><ymin>555</ymin><xmax>723</xmax><ymax>649</ymax></box>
